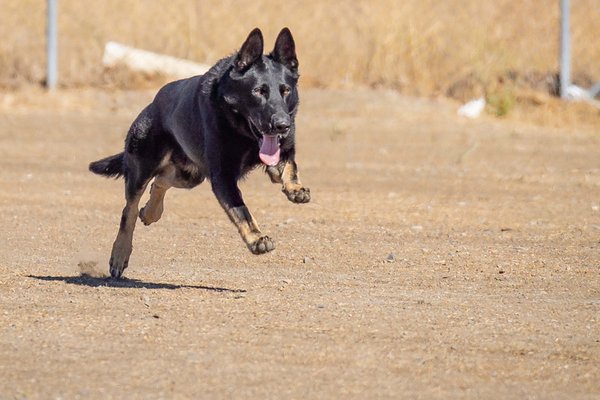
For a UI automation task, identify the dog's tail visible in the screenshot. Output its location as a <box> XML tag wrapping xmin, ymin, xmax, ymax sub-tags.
<box><xmin>89</xmin><ymin>152</ymin><xmax>124</xmax><ymax>178</ymax></box>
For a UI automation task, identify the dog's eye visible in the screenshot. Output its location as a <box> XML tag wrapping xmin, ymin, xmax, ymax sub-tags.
<box><xmin>281</xmin><ymin>86</ymin><xmax>291</xmax><ymax>97</ymax></box>
<box><xmin>253</xmin><ymin>86</ymin><xmax>268</xmax><ymax>97</ymax></box>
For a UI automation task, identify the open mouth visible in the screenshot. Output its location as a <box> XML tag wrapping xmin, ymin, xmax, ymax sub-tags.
<box><xmin>248</xmin><ymin>118</ymin><xmax>282</xmax><ymax>167</ymax></box>
<box><xmin>247</xmin><ymin>118</ymin><xmax>264</xmax><ymax>140</ymax></box>
<box><xmin>247</xmin><ymin>119</ymin><xmax>287</xmax><ymax>141</ymax></box>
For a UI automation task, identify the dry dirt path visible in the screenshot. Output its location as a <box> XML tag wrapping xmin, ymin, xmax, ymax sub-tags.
<box><xmin>0</xmin><ymin>88</ymin><xmax>598</xmax><ymax>399</ymax></box>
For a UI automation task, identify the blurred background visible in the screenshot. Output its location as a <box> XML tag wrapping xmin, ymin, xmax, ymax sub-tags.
<box><xmin>0</xmin><ymin>0</ymin><xmax>598</xmax><ymax>122</ymax></box>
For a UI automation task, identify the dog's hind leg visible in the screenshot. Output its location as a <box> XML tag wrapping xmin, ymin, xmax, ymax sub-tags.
<box><xmin>139</xmin><ymin>170</ymin><xmax>173</xmax><ymax>226</ymax></box>
<box><xmin>139</xmin><ymin>156</ymin><xmax>206</xmax><ymax>225</ymax></box>
<box><xmin>109</xmin><ymin>164</ymin><xmax>153</xmax><ymax>278</ymax></box>
<box><xmin>108</xmin><ymin>112</ymin><xmax>164</xmax><ymax>278</ymax></box>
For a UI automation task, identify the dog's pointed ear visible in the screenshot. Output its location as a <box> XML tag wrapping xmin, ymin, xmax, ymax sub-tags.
<box><xmin>235</xmin><ymin>28</ymin><xmax>264</xmax><ymax>72</ymax></box>
<box><xmin>271</xmin><ymin>27</ymin><xmax>298</xmax><ymax>73</ymax></box>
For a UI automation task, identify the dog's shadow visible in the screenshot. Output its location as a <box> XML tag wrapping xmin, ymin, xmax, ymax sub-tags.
<box><xmin>27</xmin><ymin>274</ymin><xmax>247</xmax><ymax>293</ymax></box>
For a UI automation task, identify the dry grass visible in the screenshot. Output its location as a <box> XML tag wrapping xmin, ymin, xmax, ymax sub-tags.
<box><xmin>0</xmin><ymin>0</ymin><xmax>598</xmax><ymax>123</ymax></box>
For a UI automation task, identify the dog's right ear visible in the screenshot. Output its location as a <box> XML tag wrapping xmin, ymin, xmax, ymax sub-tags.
<box><xmin>271</xmin><ymin>27</ymin><xmax>298</xmax><ymax>73</ymax></box>
<box><xmin>235</xmin><ymin>28</ymin><xmax>264</xmax><ymax>72</ymax></box>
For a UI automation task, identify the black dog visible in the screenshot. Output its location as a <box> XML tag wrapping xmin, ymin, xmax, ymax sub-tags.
<box><xmin>89</xmin><ymin>28</ymin><xmax>310</xmax><ymax>278</ymax></box>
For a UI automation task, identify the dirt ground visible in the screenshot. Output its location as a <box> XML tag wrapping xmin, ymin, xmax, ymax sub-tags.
<box><xmin>0</xmin><ymin>88</ymin><xmax>598</xmax><ymax>399</ymax></box>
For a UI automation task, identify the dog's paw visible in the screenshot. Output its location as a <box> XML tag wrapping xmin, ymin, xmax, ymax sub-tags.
<box><xmin>109</xmin><ymin>256</ymin><xmax>128</xmax><ymax>279</ymax></box>
<box><xmin>139</xmin><ymin>205</ymin><xmax>162</xmax><ymax>226</ymax></box>
<box><xmin>249</xmin><ymin>236</ymin><xmax>275</xmax><ymax>255</ymax></box>
<box><xmin>285</xmin><ymin>187</ymin><xmax>311</xmax><ymax>204</ymax></box>
<box><xmin>109</xmin><ymin>245</ymin><xmax>130</xmax><ymax>279</ymax></box>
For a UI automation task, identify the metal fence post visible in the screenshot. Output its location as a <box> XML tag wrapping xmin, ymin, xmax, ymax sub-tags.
<box><xmin>47</xmin><ymin>0</ymin><xmax>58</xmax><ymax>90</ymax></box>
<box><xmin>559</xmin><ymin>0</ymin><xmax>570</xmax><ymax>99</ymax></box>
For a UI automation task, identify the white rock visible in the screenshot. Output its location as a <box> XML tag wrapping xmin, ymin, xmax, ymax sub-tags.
<box><xmin>458</xmin><ymin>97</ymin><xmax>486</xmax><ymax>119</ymax></box>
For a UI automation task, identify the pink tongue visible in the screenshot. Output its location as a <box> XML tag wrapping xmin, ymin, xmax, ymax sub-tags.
<box><xmin>259</xmin><ymin>135</ymin><xmax>280</xmax><ymax>166</ymax></box>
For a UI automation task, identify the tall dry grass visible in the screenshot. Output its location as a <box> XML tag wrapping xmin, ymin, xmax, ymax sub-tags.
<box><xmin>0</xmin><ymin>0</ymin><xmax>598</xmax><ymax>96</ymax></box>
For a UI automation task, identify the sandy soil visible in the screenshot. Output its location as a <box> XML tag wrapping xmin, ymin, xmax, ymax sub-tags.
<box><xmin>0</xmin><ymin>88</ymin><xmax>598</xmax><ymax>399</ymax></box>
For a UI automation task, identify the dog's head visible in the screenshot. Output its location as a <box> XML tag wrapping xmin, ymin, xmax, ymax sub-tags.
<box><xmin>219</xmin><ymin>28</ymin><xmax>300</xmax><ymax>166</ymax></box>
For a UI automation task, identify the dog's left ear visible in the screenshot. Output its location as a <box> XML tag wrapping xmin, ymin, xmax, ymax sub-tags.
<box><xmin>271</xmin><ymin>27</ymin><xmax>298</xmax><ymax>73</ymax></box>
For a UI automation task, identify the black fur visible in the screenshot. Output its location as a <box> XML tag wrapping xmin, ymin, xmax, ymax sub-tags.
<box><xmin>88</xmin><ymin>153</ymin><xmax>124</xmax><ymax>178</ymax></box>
<box><xmin>89</xmin><ymin>28</ymin><xmax>310</xmax><ymax>278</ymax></box>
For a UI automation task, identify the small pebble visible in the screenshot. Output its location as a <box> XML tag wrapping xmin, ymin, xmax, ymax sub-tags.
<box><xmin>386</xmin><ymin>252</ymin><xmax>396</xmax><ymax>263</ymax></box>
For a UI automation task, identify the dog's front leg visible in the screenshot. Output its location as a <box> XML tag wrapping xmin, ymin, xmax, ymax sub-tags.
<box><xmin>267</xmin><ymin>159</ymin><xmax>311</xmax><ymax>203</ymax></box>
<box><xmin>211</xmin><ymin>174</ymin><xmax>275</xmax><ymax>254</ymax></box>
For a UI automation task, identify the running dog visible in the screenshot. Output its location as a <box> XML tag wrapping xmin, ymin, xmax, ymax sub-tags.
<box><xmin>89</xmin><ymin>28</ymin><xmax>310</xmax><ymax>278</ymax></box>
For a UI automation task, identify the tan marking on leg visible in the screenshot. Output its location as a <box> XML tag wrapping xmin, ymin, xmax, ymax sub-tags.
<box><xmin>139</xmin><ymin>174</ymin><xmax>172</xmax><ymax>225</ymax></box>
<box><xmin>266</xmin><ymin>164</ymin><xmax>283</xmax><ymax>184</ymax></box>
<box><xmin>222</xmin><ymin>205</ymin><xmax>274</xmax><ymax>254</ymax></box>
<box><xmin>281</xmin><ymin>160</ymin><xmax>303</xmax><ymax>193</ymax></box>
<box><xmin>271</xmin><ymin>160</ymin><xmax>310</xmax><ymax>203</ymax></box>
<box><xmin>228</xmin><ymin>205</ymin><xmax>262</xmax><ymax>245</ymax></box>
<box><xmin>110</xmin><ymin>191</ymin><xmax>145</xmax><ymax>278</ymax></box>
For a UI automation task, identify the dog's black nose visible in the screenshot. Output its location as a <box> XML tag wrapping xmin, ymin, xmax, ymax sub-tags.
<box><xmin>271</xmin><ymin>114</ymin><xmax>291</xmax><ymax>134</ymax></box>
